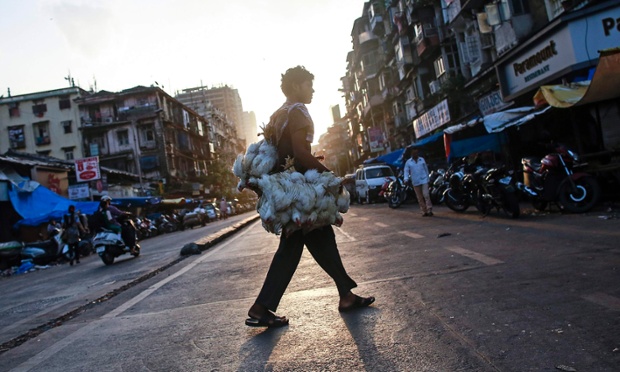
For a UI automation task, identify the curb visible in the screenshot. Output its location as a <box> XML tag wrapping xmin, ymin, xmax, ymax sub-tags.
<box><xmin>0</xmin><ymin>214</ymin><xmax>260</xmax><ymax>354</ymax></box>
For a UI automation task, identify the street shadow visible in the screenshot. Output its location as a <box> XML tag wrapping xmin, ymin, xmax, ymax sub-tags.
<box><xmin>341</xmin><ymin>307</ymin><xmax>398</xmax><ymax>371</ymax></box>
<box><xmin>237</xmin><ymin>326</ymin><xmax>288</xmax><ymax>371</ymax></box>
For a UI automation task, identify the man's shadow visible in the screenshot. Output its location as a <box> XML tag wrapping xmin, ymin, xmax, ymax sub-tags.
<box><xmin>237</xmin><ymin>326</ymin><xmax>288</xmax><ymax>371</ymax></box>
<box><xmin>340</xmin><ymin>307</ymin><xmax>399</xmax><ymax>371</ymax></box>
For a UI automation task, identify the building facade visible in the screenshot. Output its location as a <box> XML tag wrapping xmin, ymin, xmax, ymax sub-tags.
<box><xmin>0</xmin><ymin>87</ymin><xmax>90</xmax><ymax>161</ymax></box>
<box><xmin>339</xmin><ymin>0</ymin><xmax>619</xmax><ymax>176</ymax></box>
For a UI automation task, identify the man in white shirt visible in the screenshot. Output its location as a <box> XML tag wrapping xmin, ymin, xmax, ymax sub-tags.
<box><xmin>403</xmin><ymin>148</ymin><xmax>433</xmax><ymax>216</ymax></box>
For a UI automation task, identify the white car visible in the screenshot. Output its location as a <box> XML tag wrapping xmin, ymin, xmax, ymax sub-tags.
<box><xmin>355</xmin><ymin>164</ymin><xmax>395</xmax><ymax>204</ymax></box>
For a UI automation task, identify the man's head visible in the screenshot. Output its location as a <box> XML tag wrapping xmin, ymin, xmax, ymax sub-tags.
<box><xmin>68</xmin><ymin>205</ymin><xmax>75</xmax><ymax>213</ymax></box>
<box><xmin>281</xmin><ymin>66</ymin><xmax>314</xmax><ymax>104</ymax></box>
<box><xmin>410</xmin><ymin>148</ymin><xmax>419</xmax><ymax>158</ymax></box>
<box><xmin>101</xmin><ymin>195</ymin><xmax>112</xmax><ymax>202</ymax></box>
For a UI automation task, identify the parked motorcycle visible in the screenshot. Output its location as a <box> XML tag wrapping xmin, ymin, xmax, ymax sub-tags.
<box><xmin>428</xmin><ymin>168</ymin><xmax>447</xmax><ymax>205</ymax></box>
<box><xmin>474</xmin><ymin>166</ymin><xmax>521</xmax><ymax>218</ymax></box>
<box><xmin>382</xmin><ymin>174</ymin><xmax>417</xmax><ymax>209</ymax></box>
<box><xmin>21</xmin><ymin>227</ymin><xmax>72</xmax><ymax>265</ymax></box>
<box><xmin>92</xmin><ymin>213</ymin><xmax>140</xmax><ymax>265</ymax></box>
<box><xmin>443</xmin><ymin>157</ymin><xmax>482</xmax><ymax>213</ymax></box>
<box><xmin>516</xmin><ymin>145</ymin><xmax>601</xmax><ymax>213</ymax></box>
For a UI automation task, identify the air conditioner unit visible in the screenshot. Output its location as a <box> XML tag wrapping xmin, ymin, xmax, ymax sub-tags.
<box><xmin>429</xmin><ymin>80</ymin><xmax>441</xmax><ymax>94</ymax></box>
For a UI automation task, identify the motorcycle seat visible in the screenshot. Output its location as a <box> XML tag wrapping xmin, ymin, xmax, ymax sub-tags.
<box><xmin>522</xmin><ymin>157</ymin><xmax>541</xmax><ymax>171</ymax></box>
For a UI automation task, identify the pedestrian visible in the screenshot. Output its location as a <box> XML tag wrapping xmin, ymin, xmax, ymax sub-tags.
<box><xmin>245</xmin><ymin>66</ymin><xmax>374</xmax><ymax>328</ymax></box>
<box><xmin>219</xmin><ymin>197</ymin><xmax>228</xmax><ymax>219</ymax></box>
<box><xmin>63</xmin><ymin>205</ymin><xmax>86</xmax><ymax>266</ymax></box>
<box><xmin>404</xmin><ymin>148</ymin><xmax>433</xmax><ymax>216</ymax></box>
<box><xmin>47</xmin><ymin>219</ymin><xmax>61</xmax><ymax>238</ymax></box>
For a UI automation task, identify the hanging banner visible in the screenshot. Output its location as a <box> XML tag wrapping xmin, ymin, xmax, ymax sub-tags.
<box><xmin>75</xmin><ymin>156</ymin><xmax>101</xmax><ymax>182</ymax></box>
<box><xmin>368</xmin><ymin>127</ymin><xmax>387</xmax><ymax>153</ymax></box>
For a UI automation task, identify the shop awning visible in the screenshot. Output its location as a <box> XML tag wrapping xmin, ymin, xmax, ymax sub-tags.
<box><xmin>533</xmin><ymin>48</ymin><xmax>620</xmax><ymax>108</ymax></box>
<box><xmin>483</xmin><ymin>106</ymin><xmax>551</xmax><ymax>133</ymax></box>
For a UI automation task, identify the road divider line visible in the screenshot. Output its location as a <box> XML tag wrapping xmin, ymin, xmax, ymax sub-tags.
<box><xmin>400</xmin><ymin>231</ymin><xmax>424</xmax><ymax>239</ymax></box>
<box><xmin>582</xmin><ymin>292</ymin><xmax>620</xmax><ymax>311</ymax></box>
<box><xmin>445</xmin><ymin>246</ymin><xmax>504</xmax><ymax>266</ymax></box>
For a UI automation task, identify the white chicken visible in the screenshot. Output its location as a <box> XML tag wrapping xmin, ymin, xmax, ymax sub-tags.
<box><xmin>234</xmin><ymin>137</ymin><xmax>350</xmax><ymax>235</ymax></box>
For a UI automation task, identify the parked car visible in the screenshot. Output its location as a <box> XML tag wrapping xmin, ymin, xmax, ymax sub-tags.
<box><xmin>355</xmin><ymin>163</ymin><xmax>396</xmax><ymax>204</ymax></box>
<box><xmin>204</xmin><ymin>203</ymin><xmax>221</xmax><ymax>220</ymax></box>
<box><xmin>342</xmin><ymin>173</ymin><xmax>357</xmax><ymax>203</ymax></box>
<box><xmin>226</xmin><ymin>201</ymin><xmax>236</xmax><ymax>215</ymax></box>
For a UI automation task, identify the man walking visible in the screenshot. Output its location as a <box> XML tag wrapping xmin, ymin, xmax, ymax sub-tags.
<box><xmin>404</xmin><ymin>148</ymin><xmax>433</xmax><ymax>216</ymax></box>
<box><xmin>245</xmin><ymin>66</ymin><xmax>374</xmax><ymax>328</ymax></box>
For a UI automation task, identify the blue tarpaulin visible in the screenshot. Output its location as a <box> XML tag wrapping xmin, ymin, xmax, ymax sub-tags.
<box><xmin>9</xmin><ymin>184</ymin><xmax>99</xmax><ymax>227</ymax></box>
<box><xmin>449</xmin><ymin>133</ymin><xmax>506</xmax><ymax>161</ymax></box>
<box><xmin>364</xmin><ymin>132</ymin><xmax>444</xmax><ymax>168</ymax></box>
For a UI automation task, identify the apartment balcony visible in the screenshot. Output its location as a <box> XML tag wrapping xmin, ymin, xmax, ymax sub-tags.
<box><xmin>370</xmin><ymin>14</ymin><xmax>384</xmax><ymax>36</ymax></box>
<box><xmin>358</xmin><ymin>31</ymin><xmax>380</xmax><ymax>53</ymax></box>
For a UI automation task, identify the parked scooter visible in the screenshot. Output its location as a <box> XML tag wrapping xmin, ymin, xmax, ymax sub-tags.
<box><xmin>443</xmin><ymin>157</ymin><xmax>488</xmax><ymax>213</ymax></box>
<box><xmin>21</xmin><ymin>227</ymin><xmax>71</xmax><ymax>265</ymax></box>
<box><xmin>516</xmin><ymin>145</ymin><xmax>601</xmax><ymax>213</ymax></box>
<box><xmin>92</xmin><ymin>214</ymin><xmax>140</xmax><ymax>265</ymax></box>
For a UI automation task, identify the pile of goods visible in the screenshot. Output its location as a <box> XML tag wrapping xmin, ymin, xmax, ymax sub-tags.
<box><xmin>233</xmin><ymin>139</ymin><xmax>350</xmax><ymax>236</ymax></box>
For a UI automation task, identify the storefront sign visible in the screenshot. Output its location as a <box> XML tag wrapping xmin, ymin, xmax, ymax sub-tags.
<box><xmin>413</xmin><ymin>99</ymin><xmax>450</xmax><ymax>139</ymax></box>
<box><xmin>478</xmin><ymin>90</ymin><xmax>512</xmax><ymax>116</ymax></box>
<box><xmin>497</xmin><ymin>3</ymin><xmax>620</xmax><ymax>100</ymax></box>
<box><xmin>68</xmin><ymin>183</ymin><xmax>90</xmax><ymax>200</ymax></box>
<box><xmin>75</xmin><ymin>156</ymin><xmax>101</xmax><ymax>182</ymax></box>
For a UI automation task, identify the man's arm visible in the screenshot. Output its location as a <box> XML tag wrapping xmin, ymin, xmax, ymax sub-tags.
<box><xmin>289</xmin><ymin>110</ymin><xmax>330</xmax><ymax>173</ymax></box>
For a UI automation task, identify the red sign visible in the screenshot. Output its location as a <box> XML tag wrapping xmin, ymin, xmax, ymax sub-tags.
<box><xmin>75</xmin><ymin>157</ymin><xmax>101</xmax><ymax>182</ymax></box>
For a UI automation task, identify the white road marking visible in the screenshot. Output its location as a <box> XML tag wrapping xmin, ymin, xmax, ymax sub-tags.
<box><xmin>11</xmin><ymin>225</ymin><xmax>255</xmax><ymax>372</ymax></box>
<box><xmin>375</xmin><ymin>222</ymin><xmax>388</xmax><ymax>228</ymax></box>
<box><xmin>582</xmin><ymin>292</ymin><xmax>620</xmax><ymax>311</ymax></box>
<box><xmin>335</xmin><ymin>226</ymin><xmax>357</xmax><ymax>242</ymax></box>
<box><xmin>445</xmin><ymin>246</ymin><xmax>504</xmax><ymax>266</ymax></box>
<box><xmin>399</xmin><ymin>231</ymin><xmax>424</xmax><ymax>239</ymax></box>
<box><xmin>358</xmin><ymin>217</ymin><xmax>369</xmax><ymax>221</ymax></box>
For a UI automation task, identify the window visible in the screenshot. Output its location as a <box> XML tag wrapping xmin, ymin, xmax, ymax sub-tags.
<box><xmin>507</xmin><ymin>0</ymin><xmax>529</xmax><ymax>16</ymax></box>
<box><xmin>62</xmin><ymin>120</ymin><xmax>72</xmax><ymax>134</ymax></box>
<box><xmin>63</xmin><ymin>147</ymin><xmax>75</xmax><ymax>160</ymax></box>
<box><xmin>59</xmin><ymin>96</ymin><xmax>71</xmax><ymax>110</ymax></box>
<box><xmin>89</xmin><ymin>136</ymin><xmax>105</xmax><ymax>156</ymax></box>
<box><xmin>8</xmin><ymin>125</ymin><xmax>26</xmax><ymax>149</ymax></box>
<box><xmin>434</xmin><ymin>56</ymin><xmax>446</xmax><ymax>78</ymax></box>
<box><xmin>117</xmin><ymin>130</ymin><xmax>129</xmax><ymax>146</ymax></box>
<box><xmin>32</xmin><ymin>100</ymin><xmax>47</xmax><ymax>117</ymax></box>
<box><xmin>8</xmin><ymin>102</ymin><xmax>19</xmax><ymax>117</ymax></box>
<box><xmin>33</xmin><ymin>121</ymin><xmax>50</xmax><ymax>146</ymax></box>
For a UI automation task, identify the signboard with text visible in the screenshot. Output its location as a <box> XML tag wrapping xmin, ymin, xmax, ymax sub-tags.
<box><xmin>413</xmin><ymin>99</ymin><xmax>450</xmax><ymax>139</ymax></box>
<box><xmin>75</xmin><ymin>156</ymin><xmax>101</xmax><ymax>183</ymax></box>
<box><xmin>68</xmin><ymin>183</ymin><xmax>90</xmax><ymax>200</ymax></box>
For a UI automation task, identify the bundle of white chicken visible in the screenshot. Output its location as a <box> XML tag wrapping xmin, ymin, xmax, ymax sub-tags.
<box><xmin>232</xmin><ymin>139</ymin><xmax>350</xmax><ymax>236</ymax></box>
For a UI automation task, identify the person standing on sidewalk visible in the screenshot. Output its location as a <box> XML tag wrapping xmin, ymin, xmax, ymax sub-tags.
<box><xmin>219</xmin><ymin>197</ymin><xmax>228</xmax><ymax>219</ymax></box>
<box><xmin>404</xmin><ymin>148</ymin><xmax>433</xmax><ymax>216</ymax></box>
<box><xmin>63</xmin><ymin>205</ymin><xmax>86</xmax><ymax>266</ymax></box>
<box><xmin>245</xmin><ymin>66</ymin><xmax>374</xmax><ymax>328</ymax></box>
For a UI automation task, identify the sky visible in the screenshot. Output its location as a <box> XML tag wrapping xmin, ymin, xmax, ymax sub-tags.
<box><xmin>0</xmin><ymin>0</ymin><xmax>367</xmax><ymax>143</ymax></box>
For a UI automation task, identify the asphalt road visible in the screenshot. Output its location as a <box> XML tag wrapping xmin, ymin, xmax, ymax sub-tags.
<box><xmin>0</xmin><ymin>202</ymin><xmax>619</xmax><ymax>371</ymax></box>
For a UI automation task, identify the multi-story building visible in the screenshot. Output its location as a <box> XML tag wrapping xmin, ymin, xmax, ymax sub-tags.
<box><xmin>176</xmin><ymin>85</ymin><xmax>246</xmax><ymax>150</ymax></box>
<box><xmin>76</xmin><ymin>85</ymin><xmax>214</xmax><ymax>197</ymax></box>
<box><xmin>0</xmin><ymin>86</ymin><xmax>90</xmax><ymax>161</ymax></box>
<box><xmin>342</xmin><ymin>0</ymin><xmax>620</xmax><ymax>177</ymax></box>
<box><xmin>241</xmin><ymin>111</ymin><xmax>258</xmax><ymax>148</ymax></box>
<box><xmin>316</xmin><ymin>105</ymin><xmax>353</xmax><ymax>176</ymax></box>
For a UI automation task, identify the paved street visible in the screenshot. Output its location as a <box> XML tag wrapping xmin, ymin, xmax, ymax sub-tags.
<box><xmin>1</xmin><ymin>202</ymin><xmax>619</xmax><ymax>371</ymax></box>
